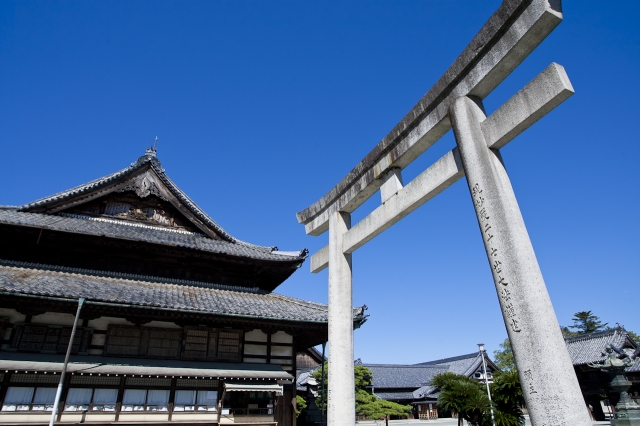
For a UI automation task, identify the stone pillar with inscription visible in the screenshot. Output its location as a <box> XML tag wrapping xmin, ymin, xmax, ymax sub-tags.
<box><xmin>450</xmin><ymin>96</ymin><xmax>591</xmax><ymax>426</ymax></box>
<box><xmin>327</xmin><ymin>211</ymin><xmax>355</xmax><ymax>426</ymax></box>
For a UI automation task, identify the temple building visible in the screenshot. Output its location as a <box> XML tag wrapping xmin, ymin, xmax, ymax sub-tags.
<box><xmin>564</xmin><ymin>327</ymin><xmax>639</xmax><ymax>420</ymax></box>
<box><xmin>295</xmin><ymin>352</ymin><xmax>497</xmax><ymax>422</ymax></box>
<box><xmin>362</xmin><ymin>352</ymin><xmax>498</xmax><ymax>420</ymax></box>
<box><xmin>0</xmin><ymin>149</ymin><xmax>366</xmax><ymax>425</ymax></box>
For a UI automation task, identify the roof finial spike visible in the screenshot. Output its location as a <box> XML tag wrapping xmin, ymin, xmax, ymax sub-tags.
<box><xmin>145</xmin><ymin>136</ymin><xmax>158</xmax><ymax>157</ymax></box>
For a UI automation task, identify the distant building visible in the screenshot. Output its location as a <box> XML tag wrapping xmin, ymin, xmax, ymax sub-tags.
<box><xmin>296</xmin><ymin>347</ymin><xmax>324</xmax><ymax>371</ymax></box>
<box><xmin>0</xmin><ymin>149</ymin><xmax>366</xmax><ymax>426</ymax></box>
<box><xmin>565</xmin><ymin>326</ymin><xmax>639</xmax><ymax>420</ymax></box>
<box><xmin>358</xmin><ymin>352</ymin><xmax>498</xmax><ymax>419</ymax></box>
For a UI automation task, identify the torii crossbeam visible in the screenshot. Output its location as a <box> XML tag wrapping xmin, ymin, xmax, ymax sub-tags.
<box><xmin>297</xmin><ymin>1</ymin><xmax>591</xmax><ymax>425</ymax></box>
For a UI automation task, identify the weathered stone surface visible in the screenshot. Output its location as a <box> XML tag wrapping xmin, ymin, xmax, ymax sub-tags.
<box><xmin>327</xmin><ymin>211</ymin><xmax>355</xmax><ymax>426</ymax></box>
<box><xmin>482</xmin><ymin>62</ymin><xmax>574</xmax><ymax>149</ymax></box>
<box><xmin>298</xmin><ymin>0</ymin><xmax>563</xmax><ymax>236</ymax></box>
<box><xmin>309</xmin><ymin>62</ymin><xmax>573</xmax><ymax>273</ymax></box>
<box><xmin>310</xmin><ymin>244</ymin><xmax>330</xmax><ymax>274</ymax></box>
<box><xmin>450</xmin><ymin>96</ymin><xmax>591</xmax><ymax>426</ymax></box>
<box><xmin>310</xmin><ymin>149</ymin><xmax>463</xmax><ymax>273</ymax></box>
<box><xmin>379</xmin><ymin>169</ymin><xmax>403</xmax><ymax>204</ymax></box>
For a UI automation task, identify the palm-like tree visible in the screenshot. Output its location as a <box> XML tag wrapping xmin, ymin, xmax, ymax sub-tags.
<box><xmin>432</xmin><ymin>370</ymin><xmax>524</xmax><ymax>426</ymax></box>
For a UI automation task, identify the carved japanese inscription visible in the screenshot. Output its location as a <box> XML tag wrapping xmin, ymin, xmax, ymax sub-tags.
<box><xmin>472</xmin><ymin>183</ymin><xmax>521</xmax><ymax>333</ymax></box>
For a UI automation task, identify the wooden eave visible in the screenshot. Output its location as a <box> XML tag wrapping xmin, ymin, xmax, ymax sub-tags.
<box><xmin>0</xmin><ymin>293</ymin><xmax>329</xmax><ymax>350</ymax></box>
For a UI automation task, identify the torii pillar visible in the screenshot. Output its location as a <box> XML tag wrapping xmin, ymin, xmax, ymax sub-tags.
<box><xmin>450</xmin><ymin>95</ymin><xmax>590</xmax><ymax>426</ymax></box>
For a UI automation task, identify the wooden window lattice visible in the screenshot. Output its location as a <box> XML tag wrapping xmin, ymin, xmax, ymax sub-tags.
<box><xmin>184</xmin><ymin>328</ymin><xmax>217</xmax><ymax>360</ymax></box>
<box><xmin>218</xmin><ymin>331</ymin><xmax>241</xmax><ymax>361</ymax></box>
<box><xmin>105</xmin><ymin>326</ymin><xmax>182</xmax><ymax>359</ymax></box>
<box><xmin>125</xmin><ymin>377</ymin><xmax>172</xmax><ymax>387</ymax></box>
<box><xmin>176</xmin><ymin>379</ymin><xmax>219</xmax><ymax>388</ymax></box>
<box><xmin>70</xmin><ymin>375</ymin><xmax>121</xmax><ymax>386</ymax></box>
<box><xmin>104</xmin><ymin>325</ymin><xmax>241</xmax><ymax>362</ymax></box>
<box><xmin>10</xmin><ymin>324</ymin><xmax>92</xmax><ymax>355</ymax></box>
<box><xmin>104</xmin><ymin>326</ymin><xmax>142</xmax><ymax>357</ymax></box>
<box><xmin>147</xmin><ymin>329</ymin><xmax>182</xmax><ymax>358</ymax></box>
<box><xmin>183</xmin><ymin>327</ymin><xmax>242</xmax><ymax>361</ymax></box>
<box><xmin>10</xmin><ymin>374</ymin><xmax>59</xmax><ymax>384</ymax></box>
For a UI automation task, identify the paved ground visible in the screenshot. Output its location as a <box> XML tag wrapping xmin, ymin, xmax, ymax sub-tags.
<box><xmin>355</xmin><ymin>417</ymin><xmax>611</xmax><ymax>426</ymax></box>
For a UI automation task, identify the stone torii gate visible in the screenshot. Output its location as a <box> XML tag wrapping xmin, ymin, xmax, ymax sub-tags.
<box><xmin>296</xmin><ymin>1</ymin><xmax>592</xmax><ymax>425</ymax></box>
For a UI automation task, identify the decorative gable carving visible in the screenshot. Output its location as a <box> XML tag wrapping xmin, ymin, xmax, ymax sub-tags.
<box><xmin>65</xmin><ymin>192</ymin><xmax>200</xmax><ymax>232</ymax></box>
<box><xmin>116</xmin><ymin>171</ymin><xmax>168</xmax><ymax>201</ymax></box>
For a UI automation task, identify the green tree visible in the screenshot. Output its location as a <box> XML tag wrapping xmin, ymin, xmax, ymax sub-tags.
<box><xmin>560</xmin><ymin>326</ymin><xmax>579</xmax><ymax>338</ymax></box>
<box><xmin>431</xmin><ymin>371</ymin><xmax>524</xmax><ymax>426</ymax></box>
<box><xmin>568</xmin><ymin>311</ymin><xmax>608</xmax><ymax>334</ymax></box>
<box><xmin>295</xmin><ymin>395</ymin><xmax>307</xmax><ymax>418</ymax></box>
<box><xmin>493</xmin><ymin>339</ymin><xmax>515</xmax><ymax>371</ymax></box>
<box><xmin>312</xmin><ymin>362</ymin><xmax>412</xmax><ymax>419</ymax></box>
<box><xmin>561</xmin><ymin>311</ymin><xmax>639</xmax><ymax>344</ymax></box>
<box><xmin>431</xmin><ymin>373</ymin><xmax>488</xmax><ymax>426</ymax></box>
<box><xmin>490</xmin><ymin>369</ymin><xmax>525</xmax><ymax>426</ymax></box>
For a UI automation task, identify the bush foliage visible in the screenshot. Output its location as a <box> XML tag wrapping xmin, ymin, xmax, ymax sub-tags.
<box><xmin>432</xmin><ymin>369</ymin><xmax>524</xmax><ymax>426</ymax></box>
<box><xmin>311</xmin><ymin>363</ymin><xmax>411</xmax><ymax>419</ymax></box>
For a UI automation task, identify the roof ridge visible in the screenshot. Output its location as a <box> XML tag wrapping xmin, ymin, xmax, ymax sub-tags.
<box><xmin>0</xmin><ymin>258</ymin><xmax>266</xmax><ymax>293</ymax></box>
<box><xmin>564</xmin><ymin>327</ymin><xmax>625</xmax><ymax>342</ymax></box>
<box><xmin>144</xmin><ymin>157</ymin><xmax>238</xmax><ymax>245</ymax></box>
<box><xmin>15</xmin><ymin>152</ymin><xmax>278</xmax><ymax>251</ymax></box>
<box><xmin>269</xmin><ymin>293</ymin><xmax>333</xmax><ymax>311</ymax></box>
<box><xmin>416</xmin><ymin>352</ymin><xmax>480</xmax><ymax>365</ymax></box>
<box><xmin>19</xmin><ymin>160</ymin><xmax>138</xmax><ymax>210</ymax></box>
<box><xmin>363</xmin><ymin>363</ymin><xmax>446</xmax><ymax>368</ymax></box>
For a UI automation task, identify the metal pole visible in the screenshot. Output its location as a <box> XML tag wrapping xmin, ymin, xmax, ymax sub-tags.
<box><xmin>320</xmin><ymin>341</ymin><xmax>326</xmax><ymax>421</ymax></box>
<box><xmin>49</xmin><ymin>298</ymin><xmax>85</xmax><ymax>426</ymax></box>
<box><xmin>478</xmin><ymin>343</ymin><xmax>495</xmax><ymax>426</ymax></box>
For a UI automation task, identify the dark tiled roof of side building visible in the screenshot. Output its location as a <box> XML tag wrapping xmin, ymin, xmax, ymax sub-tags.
<box><xmin>564</xmin><ymin>327</ymin><xmax>638</xmax><ymax>367</ymax></box>
<box><xmin>373</xmin><ymin>392</ymin><xmax>416</xmax><ymax>401</ymax></box>
<box><xmin>0</xmin><ymin>208</ymin><xmax>307</xmax><ymax>263</ymax></box>
<box><xmin>0</xmin><ymin>260</ymin><xmax>366</xmax><ymax>324</ymax></box>
<box><xmin>361</xmin><ymin>364</ymin><xmax>448</xmax><ymax>389</ymax></box>
<box><xmin>296</xmin><ymin>367</ymin><xmax>318</xmax><ymax>392</ymax></box>
<box><xmin>416</xmin><ymin>352</ymin><xmax>495</xmax><ymax>376</ymax></box>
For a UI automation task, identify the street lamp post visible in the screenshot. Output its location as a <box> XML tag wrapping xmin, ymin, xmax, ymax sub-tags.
<box><xmin>478</xmin><ymin>343</ymin><xmax>496</xmax><ymax>426</ymax></box>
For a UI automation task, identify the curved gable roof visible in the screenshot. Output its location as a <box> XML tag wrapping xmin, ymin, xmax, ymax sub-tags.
<box><xmin>18</xmin><ymin>149</ymin><xmax>271</xmax><ymax>250</ymax></box>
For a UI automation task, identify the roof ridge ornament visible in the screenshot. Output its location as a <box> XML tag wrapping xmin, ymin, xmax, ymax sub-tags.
<box><xmin>145</xmin><ymin>136</ymin><xmax>158</xmax><ymax>158</ymax></box>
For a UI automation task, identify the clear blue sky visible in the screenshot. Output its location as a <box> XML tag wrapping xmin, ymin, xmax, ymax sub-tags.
<box><xmin>1</xmin><ymin>1</ymin><xmax>638</xmax><ymax>364</ymax></box>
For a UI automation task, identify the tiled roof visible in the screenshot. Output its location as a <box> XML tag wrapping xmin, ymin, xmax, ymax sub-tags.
<box><xmin>416</xmin><ymin>352</ymin><xmax>497</xmax><ymax>377</ymax></box>
<box><xmin>362</xmin><ymin>364</ymin><xmax>447</xmax><ymax>389</ymax></box>
<box><xmin>373</xmin><ymin>392</ymin><xmax>416</xmax><ymax>401</ymax></box>
<box><xmin>0</xmin><ymin>260</ymin><xmax>359</xmax><ymax>323</ymax></box>
<box><xmin>0</xmin><ymin>208</ymin><xmax>306</xmax><ymax>263</ymax></box>
<box><xmin>363</xmin><ymin>352</ymin><xmax>498</xmax><ymax>401</ymax></box>
<box><xmin>296</xmin><ymin>367</ymin><xmax>319</xmax><ymax>392</ymax></box>
<box><xmin>564</xmin><ymin>327</ymin><xmax>638</xmax><ymax>367</ymax></box>
<box><xmin>413</xmin><ymin>385</ymin><xmax>439</xmax><ymax>399</ymax></box>
<box><xmin>19</xmin><ymin>152</ymin><xmax>246</xmax><ymax>243</ymax></box>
